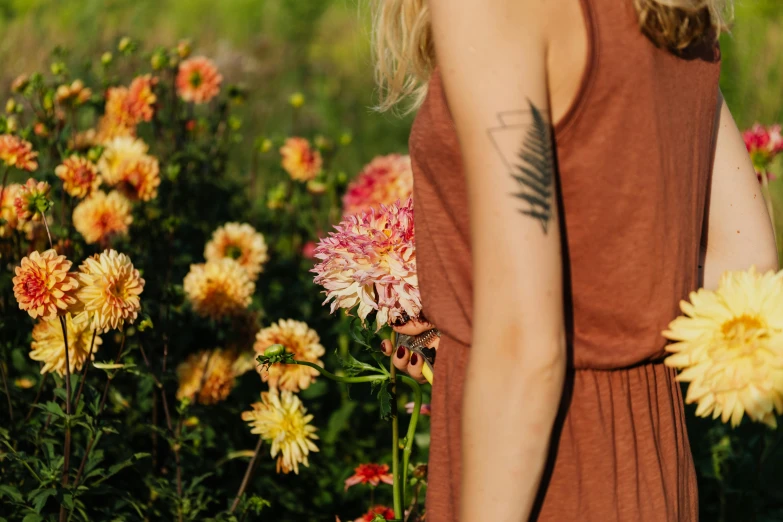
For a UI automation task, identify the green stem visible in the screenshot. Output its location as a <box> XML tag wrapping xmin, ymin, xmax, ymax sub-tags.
<box><xmin>2</xmin><ymin>439</ymin><xmax>42</xmax><ymax>482</ymax></box>
<box><xmin>291</xmin><ymin>360</ymin><xmax>386</xmax><ymax>385</ymax></box>
<box><xmin>58</xmin><ymin>316</ymin><xmax>72</xmax><ymax>522</ymax></box>
<box><xmin>390</xmin><ymin>359</ymin><xmax>402</xmax><ymax>520</ymax></box>
<box><xmin>398</xmin><ymin>375</ymin><xmax>422</xmax><ymax>505</ymax></box>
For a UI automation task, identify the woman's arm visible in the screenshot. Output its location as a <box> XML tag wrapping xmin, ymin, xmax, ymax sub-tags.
<box><xmin>429</xmin><ymin>1</ymin><xmax>566</xmax><ymax>520</ymax></box>
<box><xmin>701</xmin><ymin>93</ymin><xmax>779</xmax><ymax>289</ymax></box>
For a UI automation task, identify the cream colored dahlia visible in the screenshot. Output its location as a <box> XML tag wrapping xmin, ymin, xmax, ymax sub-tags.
<box><xmin>254</xmin><ymin>319</ymin><xmax>325</xmax><ymax>392</ymax></box>
<box><xmin>14</xmin><ymin>178</ymin><xmax>51</xmax><ymax>222</ymax></box>
<box><xmin>31</xmin><ymin>313</ymin><xmax>102</xmax><ymax>376</ymax></box>
<box><xmin>97</xmin><ymin>136</ymin><xmax>149</xmax><ymax>184</ymax></box>
<box><xmin>204</xmin><ymin>223</ymin><xmax>268</xmax><ymax>281</ymax></box>
<box><xmin>664</xmin><ymin>267</ymin><xmax>783</xmax><ymax>428</ymax></box>
<box><xmin>343</xmin><ymin>154</ymin><xmax>413</xmax><ymax>215</ymax></box>
<box><xmin>280</xmin><ymin>137</ymin><xmax>322</xmax><ymax>182</ymax></box>
<box><xmin>75</xmin><ymin>249</ymin><xmax>145</xmax><ymax>333</ymax></box>
<box><xmin>55</xmin><ymin>156</ymin><xmax>101</xmax><ymax>199</ymax></box>
<box><xmin>312</xmin><ymin>198</ymin><xmax>420</xmax><ymax>329</ymax></box>
<box><xmin>241</xmin><ymin>390</ymin><xmax>319</xmax><ymax>474</ymax></box>
<box><xmin>0</xmin><ymin>134</ymin><xmax>38</xmax><ymax>171</ymax></box>
<box><xmin>0</xmin><ymin>182</ymin><xmax>22</xmax><ymax>236</ymax></box>
<box><xmin>13</xmin><ymin>249</ymin><xmax>79</xmax><ymax>320</ymax></box>
<box><xmin>183</xmin><ymin>258</ymin><xmax>254</xmax><ymax>320</ymax></box>
<box><xmin>176</xmin><ymin>349</ymin><xmax>237</xmax><ymax>405</ymax></box>
<box><xmin>176</xmin><ymin>56</ymin><xmax>222</xmax><ymax>104</ymax></box>
<box><xmin>113</xmin><ymin>156</ymin><xmax>160</xmax><ymax>202</ymax></box>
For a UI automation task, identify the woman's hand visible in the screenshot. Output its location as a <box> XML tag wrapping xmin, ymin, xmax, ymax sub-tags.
<box><xmin>379</xmin><ymin>314</ymin><xmax>440</xmax><ymax>383</ymax></box>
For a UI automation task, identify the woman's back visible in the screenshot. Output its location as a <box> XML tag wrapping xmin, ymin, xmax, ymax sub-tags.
<box><xmin>409</xmin><ymin>0</ymin><xmax>721</xmax><ymax>519</ymax></box>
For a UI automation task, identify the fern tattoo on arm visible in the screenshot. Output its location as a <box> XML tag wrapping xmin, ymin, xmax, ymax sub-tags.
<box><xmin>487</xmin><ymin>100</ymin><xmax>555</xmax><ymax>233</ymax></box>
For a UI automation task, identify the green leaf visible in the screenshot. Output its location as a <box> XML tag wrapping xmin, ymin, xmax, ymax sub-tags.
<box><xmin>22</xmin><ymin>515</ymin><xmax>44</xmax><ymax>522</ymax></box>
<box><xmin>338</xmin><ymin>351</ymin><xmax>379</xmax><ymax>377</ymax></box>
<box><xmin>0</xmin><ymin>484</ymin><xmax>22</xmax><ymax>503</ymax></box>
<box><xmin>29</xmin><ymin>488</ymin><xmax>56</xmax><ymax>513</ymax></box>
<box><xmin>43</xmin><ymin>401</ymin><xmax>65</xmax><ymax>418</ymax></box>
<box><xmin>374</xmin><ymin>380</ymin><xmax>393</xmax><ymax>421</ymax></box>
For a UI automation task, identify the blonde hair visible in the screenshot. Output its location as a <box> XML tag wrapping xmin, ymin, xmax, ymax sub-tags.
<box><xmin>373</xmin><ymin>0</ymin><xmax>732</xmax><ymax>113</ymax></box>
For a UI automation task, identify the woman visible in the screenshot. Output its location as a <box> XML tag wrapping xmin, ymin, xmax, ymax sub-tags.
<box><xmin>376</xmin><ymin>0</ymin><xmax>778</xmax><ymax>521</ymax></box>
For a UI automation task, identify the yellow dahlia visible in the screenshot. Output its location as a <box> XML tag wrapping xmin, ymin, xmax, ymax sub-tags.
<box><xmin>176</xmin><ymin>349</ymin><xmax>237</xmax><ymax>405</ymax></box>
<box><xmin>0</xmin><ymin>134</ymin><xmax>38</xmax><ymax>171</ymax></box>
<box><xmin>98</xmin><ymin>136</ymin><xmax>149</xmax><ymax>184</ymax></box>
<box><xmin>241</xmin><ymin>390</ymin><xmax>319</xmax><ymax>474</ymax></box>
<box><xmin>14</xmin><ymin>178</ymin><xmax>51</xmax><ymax>222</ymax></box>
<box><xmin>183</xmin><ymin>258</ymin><xmax>254</xmax><ymax>320</ymax></box>
<box><xmin>55</xmin><ymin>156</ymin><xmax>101</xmax><ymax>199</ymax></box>
<box><xmin>204</xmin><ymin>223</ymin><xmax>269</xmax><ymax>281</ymax></box>
<box><xmin>280</xmin><ymin>137</ymin><xmax>322</xmax><ymax>182</ymax></box>
<box><xmin>13</xmin><ymin>249</ymin><xmax>79</xmax><ymax>320</ymax></box>
<box><xmin>31</xmin><ymin>313</ymin><xmax>102</xmax><ymax>376</ymax></box>
<box><xmin>254</xmin><ymin>319</ymin><xmax>325</xmax><ymax>392</ymax></box>
<box><xmin>113</xmin><ymin>156</ymin><xmax>160</xmax><ymax>202</ymax></box>
<box><xmin>75</xmin><ymin>249</ymin><xmax>145</xmax><ymax>333</ymax></box>
<box><xmin>176</xmin><ymin>56</ymin><xmax>222</xmax><ymax>104</ymax></box>
<box><xmin>72</xmin><ymin>191</ymin><xmax>132</xmax><ymax>245</ymax></box>
<box><xmin>0</xmin><ymin>182</ymin><xmax>22</xmax><ymax>236</ymax></box>
<box><xmin>664</xmin><ymin>267</ymin><xmax>783</xmax><ymax>428</ymax></box>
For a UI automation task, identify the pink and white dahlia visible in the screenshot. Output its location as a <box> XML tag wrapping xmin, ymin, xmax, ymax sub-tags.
<box><xmin>312</xmin><ymin>198</ymin><xmax>420</xmax><ymax>329</ymax></box>
<box><xmin>342</xmin><ymin>154</ymin><xmax>413</xmax><ymax>216</ymax></box>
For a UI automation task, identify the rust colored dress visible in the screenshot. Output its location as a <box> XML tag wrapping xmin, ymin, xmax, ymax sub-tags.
<box><xmin>408</xmin><ymin>0</ymin><xmax>721</xmax><ymax>520</ymax></box>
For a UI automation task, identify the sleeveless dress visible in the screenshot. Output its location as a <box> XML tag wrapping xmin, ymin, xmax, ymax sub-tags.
<box><xmin>408</xmin><ymin>0</ymin><xmax>722</xmax><ymax>520</ymax></box>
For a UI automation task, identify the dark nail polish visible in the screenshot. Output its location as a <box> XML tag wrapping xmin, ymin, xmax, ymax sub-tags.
<box><xmin>396</xmin><ymin>346</ymin><xmax>406</xmax><ymax>359</ymax></box>
<box><xmin>410</xmin><ymin>353</ymin><xmax>418</xmax><ymax>365</ymax></box>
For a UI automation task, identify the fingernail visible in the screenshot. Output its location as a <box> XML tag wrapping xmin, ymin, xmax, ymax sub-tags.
<box><xmin>396</xmin><ymin>346</ymin><xmax>406</xmax><ymax>359</ymax></box>
<box><xmin>410</xmin><ymin>353</ymin><xmax>418</xmax><ymax>365</ymax></box>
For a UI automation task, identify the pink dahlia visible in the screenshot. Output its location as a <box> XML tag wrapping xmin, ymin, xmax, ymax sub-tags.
<box><xmin>743</xmin><ymin>123</ymin><xmax>783</xmax><ymax>180</ymax></box>
<box><xmin>312</xmin><ymin>198</ymin><xmax>420</xmax><ymax>329</ymax></box>
<box><xmin>342</xmin><ymin>154</ymin><xmax>413</xmax><ymax>215</ymax></box>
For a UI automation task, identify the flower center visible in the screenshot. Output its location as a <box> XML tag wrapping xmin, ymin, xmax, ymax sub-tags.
<box><xmin>189</xmin><ymin>71</ymin><xmax>203</xmax><ymax>88</ymax></box>
<box><xmin>225</xmin><ymin>245</ymin><xmax>243</xmax><ymax>260</ymax></box>
<box><xmin>721</xmin><ymin>314</ymin><xmax>767</xmax><ymax>346</ymax></box>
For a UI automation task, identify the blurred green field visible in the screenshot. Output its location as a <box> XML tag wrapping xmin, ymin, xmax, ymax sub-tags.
<box><xmin>0</xmin><ymin>0</ymin><xmax>780</xmax><ymax>170</ymax></box>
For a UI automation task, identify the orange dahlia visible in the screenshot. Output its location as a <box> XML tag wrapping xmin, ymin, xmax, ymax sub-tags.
<box><xmin>126</xmin><ymin>74</ymin><xmax>157</xmax><ymax>123</ymax></box>
<box><xmin>13</xmin><ymin>249</ymin><xmax>79</xmax><ymax>320</ymax></box>
<box><xmin>0</xmin><ymin>134</ymin><xmax>38</xmax><ymax>171</ymax></box>
<box><xmin>176</xmin><ymin>349</ymin><xmax>237</xmax><ymax>405</ymax></box>
<box><xmin>254</xmin><ymin>319</ymin><xmax>325</xmax><ymax>392</ymax></box>
<box><xmin>98</xmin><ymin>136</ymin><xmax>149</xmax><ymax>184</ymax></box>
<box><xmin>112</xmin><ymin>156</ymin><xmax>160</xmax><ymax>202</ymax></box>
<box><xmin>204</xmin><ymin>223</ymin><xmax>269</xmax><ymax>281</ymax></box>
<box><xmin>14</xmin><ymin>178</ymin><xmax>51</xmax><ymax>222</ymax></box>
<box><xmin>72</xmin><ymin>191</ymin><xmax>133</xmax><ymax>245</ymax></box>
<box><xmin>75</xmin><ymin>249</ymin><xmax>145</xmax><ymax>333</ymax></box>
<box><xmin>280</xmin><ymin>137</ymin><xmax>322</xmax><ymax>182</ymax></box>
<box><xmin>0</xmin><ymin>182</ymin><xmax>22</xmax><ymax>236</ymax></box>
<box><xmin>55</xmin><ymin>156</ymin><xmax>101</xmax><ymax>199</ymax></box>
<box><xmin>183</xmin><ymin>258</ymin><xmax>254</xmax><ymax>320</ymax></box>
<box><xmin>31</xmin><ymin>313</ymin><xmax>102</xmax><ymax>376</ymax></box>
<box><xmin>176</xmin><ymin>56</ymin><xmax>222</xmax><ymax>104</ymax></box>
<box><xmin>344</xmin><ymin>463</ymin><xmax>394</xmax><ymax>490</ymax></box>
<box><xmin>97</xmin><ymin>87</ymin><xmax>136</xmax><ymax>142</ymax></box>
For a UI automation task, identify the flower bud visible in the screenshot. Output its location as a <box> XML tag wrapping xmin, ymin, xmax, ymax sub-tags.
<box><xmin>150</xmin><ymin>51</ymin><xmax>167</xmax><ymax>71</ymax></box>
<box><xmin>50</xmin><ymin>62</ymin><xmax>65</xmax><ymax>76</ymax></box>
<box><xmin>339</xmin><ymin>132</ymin><xmax>353</xmax><ymax>146</ymax></box>
<box><xmin>11</xmin><ymin>74</ymin><xmax>29</xmax><ymax>93</ymax></box>
<box><xmin>289</xmin><ymin>92</ymin><xmax>305</xmax><ymax>109</ymax></box>
<box><xmin>101</xmin><ymin>52</ymin><xmax>113</xmax><ymax>66</ymax></box>
<box><xmin>118</xmin><ymin>36</ymin><xmax>132</xmax><ymax>53</ymax></box>
<box><xmin>5</xmin><ymin>99</ymin><xmax>16</xmax><ymax>114</ymax></box>
<box><xmin>264</xmin><ymin>344</ymin><xmax>285</xmax><ymax>357</ymax></box>
<box><xmin>177</xmin><ymin>39</ymin><xmax>192</xmax><ymax>59</ymax></box>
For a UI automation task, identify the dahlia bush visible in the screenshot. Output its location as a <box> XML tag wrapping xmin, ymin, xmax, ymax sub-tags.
<box><xmin>0</xmin><ymin>36</ymin><xmax>431</xmax><ymax>522</ymax></box>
